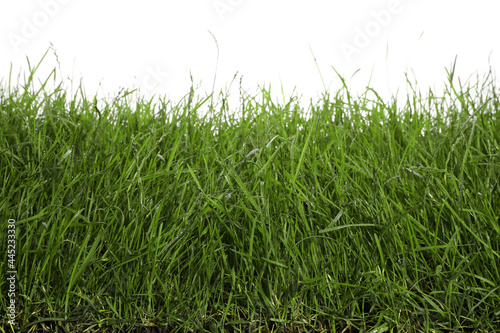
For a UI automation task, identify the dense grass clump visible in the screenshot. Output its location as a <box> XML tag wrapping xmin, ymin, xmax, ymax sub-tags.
<box><xmin>1</xmin><ymin>59</ymin><xmax>500</xmax><ymax>332</ymax></box>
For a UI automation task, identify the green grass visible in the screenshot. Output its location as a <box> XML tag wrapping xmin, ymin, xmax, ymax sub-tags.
<box><xmin>1</xmin><ymin>54</ymin><xmax>500</xmax><ymax>332</ymax></box>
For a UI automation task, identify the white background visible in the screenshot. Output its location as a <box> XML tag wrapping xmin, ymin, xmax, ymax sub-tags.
<box><xmin>1</xmin><ymin>0</ymin><xmax>499</xmax><ymax>114</ymax></box>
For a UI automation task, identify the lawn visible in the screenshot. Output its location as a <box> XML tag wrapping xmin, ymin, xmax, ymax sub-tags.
<box><xmin>1</xmin><ymin>54</ymin><xmax>500</xmax><ymax>332</ymax></box>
